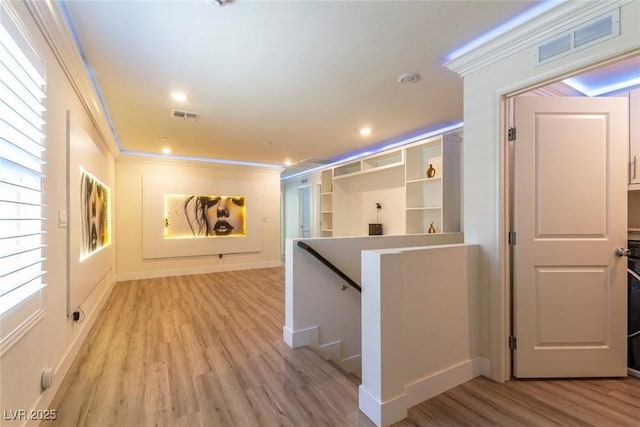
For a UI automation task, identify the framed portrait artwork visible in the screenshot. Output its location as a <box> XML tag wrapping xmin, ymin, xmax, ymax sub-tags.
<box><xmin>141</xmin><ymin>174</ymin><xmax>261</xmax><ymax>259</ymax></box>
<box><xmin>66</xmin><ymin>111</ymin><xmax>115</xmax><ymax>316</ymax></box>
<box><xmin>164</xmin><ymin>194</ymin><xmax>246</xmax><ymax>238</ymax></box>
<box><xmin>80</xmin><ymin>168</ymin><xmax>111</xmax><ymax>259</ymax></box>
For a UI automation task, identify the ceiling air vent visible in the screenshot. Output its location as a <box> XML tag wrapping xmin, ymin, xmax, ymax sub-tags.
<box><xmin>535</xmin><ymin>9</ymin><xmax>620</xmax><ymax>66</ymax></box>
<box><xmin>171</xmin><ymin>109</ymin><xmax>200</xmax><ymax>122</ymax></box>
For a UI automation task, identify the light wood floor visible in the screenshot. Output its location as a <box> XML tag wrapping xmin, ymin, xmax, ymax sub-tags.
<box><xmin>45</xmin><ymin>268</ymin><xmax>640</xmax><ymax>426</ymax></box>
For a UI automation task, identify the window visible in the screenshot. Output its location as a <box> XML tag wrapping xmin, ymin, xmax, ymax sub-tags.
<box><xmin>0</xmin><ymin>5</ymin><xmax>46</xmax><ymax>321</ymax></box>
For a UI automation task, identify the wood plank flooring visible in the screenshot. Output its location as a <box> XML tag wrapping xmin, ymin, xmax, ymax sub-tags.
<box><xmin>44</xmin><ymin>268</ymin><xmax>640</xmax><ymax>426</ymax></box>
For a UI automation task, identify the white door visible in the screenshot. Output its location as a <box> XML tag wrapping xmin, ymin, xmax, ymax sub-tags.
<box><xmin>513</xmin><ymin>96</ymin><xmax>628</xmax><ymax>378</ymax></box>
<box><xmin>298</xmin><ymin>185</ymin><xmax>312</xmax><ymax>238</ymax></box>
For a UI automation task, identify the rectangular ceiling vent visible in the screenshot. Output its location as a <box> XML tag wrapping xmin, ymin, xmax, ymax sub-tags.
<box><xmin>171</xmin><ymin>109</ymin><xmax>200</xmax><ymax>121</ymax></box>
<box><xmin>534</xmin><ymin>9</ymin><xmax>620</xmax><ymax>66</ymax></box>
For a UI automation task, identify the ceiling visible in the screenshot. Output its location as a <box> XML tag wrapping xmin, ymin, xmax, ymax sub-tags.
<box><xmin>60</xmin><ymin>1</ymin><xmax>542</xmax><ymax>171</ymax></box>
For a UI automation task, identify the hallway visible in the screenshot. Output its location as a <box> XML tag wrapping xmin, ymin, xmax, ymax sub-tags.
<box><xmin>44</xmin><ymin>268</ymin><xmax>640</xmax><ymax>426</ymax></box>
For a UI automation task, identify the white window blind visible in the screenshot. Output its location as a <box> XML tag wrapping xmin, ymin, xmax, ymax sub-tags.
<box><xmin>0</xmin><ymin>10</ymin><xmax>46</xmax><ymax>316</ymax></box>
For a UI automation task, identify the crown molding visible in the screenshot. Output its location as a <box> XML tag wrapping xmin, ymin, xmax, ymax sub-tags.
<box><xmin>23</xmin><ymin>0</ymin><xmax>121</xmax><ymax>158</ymax></box>
<box><xmin>445</xmin><ymin>0</ymin><xmax>633</xmax><ymax>77</ymax></box>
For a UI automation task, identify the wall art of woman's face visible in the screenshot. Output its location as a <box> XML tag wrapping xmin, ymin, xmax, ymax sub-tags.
<box><xmin>164</xmin><ymin>194</ymin><xmax>246</xmax><ymax>238</ymax></box>
<box><xmin>80</xmin><ymin>170</ymin><xmax>110</xmax><ymax>257</ymax></box>
<box><xmin>202</xmin><ymin>196</ymin><xmax>245</xmax><ymax>236</ymax></box>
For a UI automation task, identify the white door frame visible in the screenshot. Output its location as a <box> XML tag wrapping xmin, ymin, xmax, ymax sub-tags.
<box><xmin>499</xmin><ymin>53</ymin><xmax>638</xmax><ymax>381</ymax></box>
<box><xmin>442</xmin><ymin>1</ymin><xmax>640</xmax><ymax>383</ymax></box>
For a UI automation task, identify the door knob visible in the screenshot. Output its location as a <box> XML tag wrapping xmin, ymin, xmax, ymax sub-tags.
<box><xmin>614</xmin><ymin>247</ymin><xmax>631</xmax><ymax>257</ymax></box>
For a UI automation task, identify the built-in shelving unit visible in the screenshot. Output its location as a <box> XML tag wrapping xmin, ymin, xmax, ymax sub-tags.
<box><xmin>310</xmin><ymin>130</ymin><xmax>461</xmax><ymax>237</ymax></box>
<box><xmin>406</xmin><ymin>134</ymin><xmax>461</xmax><ymax>234</ymax></box>
<box><xmin>334</xmin><ymin>161</ymin><xmax>361</xmax><ymax>178</ymax></box>
<box><xmin>362</xmin><ymin>150</ymin><xmax>404</xmax><ymax>172</ymax></box>
<box><xmin>320</xmin><ymin>169</ymin><xmax>333</xmax><ymax>237</ymax></box>
<box><xmin>333</xmin><ymin>150</ymin><xmax>404</xmax><ymax>180</ymax></box>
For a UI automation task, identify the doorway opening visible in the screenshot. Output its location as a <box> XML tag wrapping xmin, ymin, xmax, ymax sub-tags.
<box><xmin>505</xmin><ymin>54</ymin><xmax>639</xmax><ymax>379</ymax></box>
<box><xmin>297</xmin><ymin>185</ymin><xmax>312</xmax><ymax>238</ymax></box>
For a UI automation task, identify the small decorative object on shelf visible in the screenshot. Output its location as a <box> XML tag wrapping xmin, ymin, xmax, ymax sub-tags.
<box><xmin>427</xmin><ymin>222</ymin><xmax>436</xmax><ymax>233</ymax></box>
<box><xmin>369</xmin><ymin>202</ymin><xmax>383</xmax><ymax>235</ymax></box>
<box><xmin>426</xmin><ymin>163</ymin><xmax>436</xmax><ymax>178</ymax></box>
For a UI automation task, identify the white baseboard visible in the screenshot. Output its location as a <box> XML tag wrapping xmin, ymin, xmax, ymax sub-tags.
<box><xmin>404</xmin><ymin>357</ymin><xmax>484</xmax><ymax>408</ymax></box>
<box><xmin>302</xmin><ymin>339</ymin><xmax>362</xmax><ymax>377</ymax></box>
<box><xmin>317</xmin><ymin>340</ymin><xmax>342</xmax><ymax>360</ymax></box>
<box><xmin>359</xmin><ymin>385</ymin><xmax>408</xmax><ymax>427</ymax></box>
<box><xmin>359</xmin><ymin>356</ymin><xmax>488</xmax><ymax>427</ymax></box>
<box><xmin>474</xmin><ymin>355</ymin><xmax>491</xmax><ymax>378</ymax></box>
<box><xmin>26</xmin><ymin>276</ymin><xmax>117</xmax><ymax>426</ymax></box>
<box><xmin>116</xmin><ymin>260</ymin><xmax>282</xmax><ymax>281</ymax></box>
<box><xmin>282</xmin><ymin>325</ymin><xmax>318</xmax><ymax>348</ymax></box>
<box><xmin>340</xmin><ymin>353</ymin><xmax>362</xmax><ymax>377</ymax></box>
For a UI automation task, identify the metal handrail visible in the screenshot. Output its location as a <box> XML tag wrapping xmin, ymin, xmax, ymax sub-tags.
<box><xmin>297</xmin><ymin>241</ymin><xmax>362</xmax><ymax>293</ymax></box>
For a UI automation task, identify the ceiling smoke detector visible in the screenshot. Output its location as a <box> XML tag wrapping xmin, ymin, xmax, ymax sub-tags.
<box><xmin>171</xmin><ymin>109</ymin><xmax>200</xmax><ymax>122</ymax></box>
<box><xmin>397</xmin><ymin>72</ymin><xmax>421</xmax><ymax>84</ymax></box>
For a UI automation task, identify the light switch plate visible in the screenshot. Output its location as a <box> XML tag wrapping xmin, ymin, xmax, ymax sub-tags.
<box><xmin>58</xmin><ymin>208</ymin><xmax>67</xmax><ymax>228</ymax></box>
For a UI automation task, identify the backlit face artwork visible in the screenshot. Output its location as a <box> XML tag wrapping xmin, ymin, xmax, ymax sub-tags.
<box><xmin>80</xmin><ymin>170</ymin><xmax>110</xmax><ymax>258</ymax></box>
<box><xmin>164</xmin><ymin>194</ymin><xmax>246</xmax><ymax>238</ymax></box>
<box><xmin>202</xmin><ymin>196</ymin><xmax>245</xmax><ymax>236</ymax></box>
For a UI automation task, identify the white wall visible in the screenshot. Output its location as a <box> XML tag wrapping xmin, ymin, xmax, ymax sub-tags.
<box><xmin>284</xmin><ymin>233</ymin><xmax>464</xmax><ymax>375</ymax></box>
<box><xmin>115</xmin><ymin>158</ymin><xmax>282</xmax><ymax>280</ymax></box>
<box><xmin>358</xmin><ymin>243</ymin><xmax>483</xmax><ymax>426</ymax></box>
<box><xmin>446</xmin><ymin>0</ymin><xmax>640</xmax><ymax>381</ymax></box>
<box><xmin>1</xmin><ymin>2</ymin><xmax>117</xmax><ymax>424</ymax></box>
<box><xmin>333</xmin><ymin>167</ymin><xmax>405</xmax><ymax>236</ymax></box>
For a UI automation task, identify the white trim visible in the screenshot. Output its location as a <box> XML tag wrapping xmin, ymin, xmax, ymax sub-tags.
<box><xmin>23</xmin><ymin>0</ymin><xmax>119</xmax><ymax>157</ymax></box>
<box><xmin>340</xmin><ymin>353</ymin><xmax>361</xmax><ymax>376</ymax></box>
<box><xmin>24</xmin><ymin>276</ymin><xmax>116</xmax><ymax>427</ymax></box>
<box><xmin>316</xmin><ymin>340</ymin><xmax>362</xmax><ymax>376</ymax></box>
<box><xmin>0</xmin><ymin>307</ymin><xmax>45</xmax><ymax>357</ymax></box>
<box><xmin>282</xmin><ymin>325</ymin><xmax>318</xmax><ymax>348</ymax></box>
<box><xmin>358</xmin><ymin>385</ymin><xmax>408</xmax><ymax>427</ymax></box>
<box><xmin>359</xmin><ymin>356</ymin><xmax>488</xmax><ymax>426</ymax></box>
<box><xmin>475</xmin><ymin>355</ymin><xmax>491</xmax><ymax>378</ymax></box>
<box><xmin>405</xmin><ymin>356</ymin><xmax>489</xmax><ymax>408</ymax></box>
<box><xmin>317</xmin><ymin>340</ymin><xmax>342</xmax><ymax>360</ymax></box>
<box><xmin>115</xmin><ymin>260</ymin><xmax>282</xmax><ymax>282</ymax></box>
<box><xmin>445</xmin><ymin>1</ymin><xmax>632</xmax><ymax>76</ymax></box>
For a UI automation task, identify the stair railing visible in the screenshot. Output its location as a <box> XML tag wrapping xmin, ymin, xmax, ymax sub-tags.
<box><xmin>296</xmin><ymin>241</ymin><xmax>362</xmax><ymax>293</ymax></box>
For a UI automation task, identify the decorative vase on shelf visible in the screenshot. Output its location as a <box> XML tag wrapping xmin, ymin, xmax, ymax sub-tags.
<box><xmin>426</xmin><ymin>163</ymin><xmax>436</xmax><ymax>178</ymax></box>
<box><xmin>427</xmin><ymin>222</ymin><xmax>436</xmax><ymax>234</ymax></box>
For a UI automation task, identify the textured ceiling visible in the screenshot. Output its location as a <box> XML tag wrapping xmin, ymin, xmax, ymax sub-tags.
<box><xmin>61</xmin><ymin>0</ymin><xmax>539</xmax><ymax>169</ymax></box>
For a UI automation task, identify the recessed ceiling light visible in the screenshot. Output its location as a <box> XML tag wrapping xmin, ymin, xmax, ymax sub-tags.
<box><xmin>359</xmin><ymin>127</ymin><xmax>372</xmax><ymax>136</ymax></box>
<box><xmin>284</xmin><ymin>159</ymin><xmax>293</xmax><ymax>167</ymax></box>
<box><xmin>170</xmin><ymin>91</ymin><xmax>188</xmax><ymax>102</ymax></box>
<box><xmin>397</xmin><ymin>72</ymin><xmax>421</xmax><ymax>84</ymax></box>
<box><xmin>162</xmin><ymin>147</ymin><xmax>171</xmax><ymax>154</ymax></box>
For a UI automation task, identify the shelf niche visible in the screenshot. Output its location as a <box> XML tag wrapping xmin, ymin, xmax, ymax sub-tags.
<box><xmin>314</xmin><ymin>131</ymin><xmax>461</xmax><ymax>237</ymax></box>
<box><xmin>404</xmin><ymin>134</ymin><xmax>461</xmax><ymax>234</ymax></box>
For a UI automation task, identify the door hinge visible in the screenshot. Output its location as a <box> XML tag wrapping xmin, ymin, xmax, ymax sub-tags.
<box><xmin>508</xmin><ymin>231</ymin><xmax>516</xmax><ymax>246</ymax></box>
<box><xmin>508</xmin><ymin>127</ymin><xmax>516</xmax><ymax>141</ymax></box>
<box><xmin>509</xmin><ymin>335</ymin><xmax>517</xmax><ymax>350</ymax></box>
